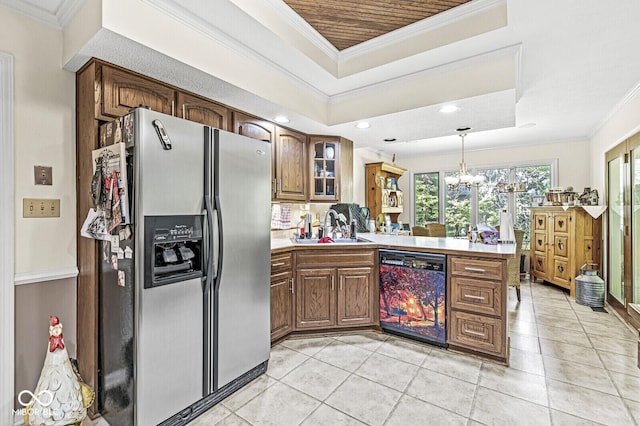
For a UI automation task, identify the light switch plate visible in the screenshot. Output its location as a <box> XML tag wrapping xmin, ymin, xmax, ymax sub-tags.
<box><xmin>34</xmin><ymin>166</ymin><xmax>52</xmax><ymax>185</ymax></box>
<box><xmin>23</xmin><ymin>198</ymin><xmax>60</xmax><ymax>218</ymax></box>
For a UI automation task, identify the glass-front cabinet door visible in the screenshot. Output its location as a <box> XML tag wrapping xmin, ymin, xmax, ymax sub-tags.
<box><xmin>309</xmin><ymin>137</ymin><xmax>340</xmax><ymax>202</ymax></box>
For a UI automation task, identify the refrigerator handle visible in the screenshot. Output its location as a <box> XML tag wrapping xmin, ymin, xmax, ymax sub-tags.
<box><xmin>204</xmin><ymin>196</ymin><xmax>217</xmax><ymax>290</ymax></box>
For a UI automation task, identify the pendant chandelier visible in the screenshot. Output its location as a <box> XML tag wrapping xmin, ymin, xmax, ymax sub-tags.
<box><xmin>445</xmin><ymin>128</ymin><xmax>485</xmax><ymax>190</ymax></box>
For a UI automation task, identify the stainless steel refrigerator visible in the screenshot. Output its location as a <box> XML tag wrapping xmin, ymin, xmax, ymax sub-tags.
<box><xmin>98</xmin><ymin>108</ymin><xmax>271</xmax><ymax>425</ymax></box>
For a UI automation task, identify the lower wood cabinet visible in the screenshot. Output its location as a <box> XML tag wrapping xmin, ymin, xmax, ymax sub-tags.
<box><xmin>270</xmin><ymin>252</ymin><xmax>293</xmax><ymax>342</ymax></box>
<box><xmin>449</xmin><ymin>311</ymin><xmax>504</xmax><ymax>356</ymax></box>
<box><xmin>294</xmin><ymin>249</ymin><xmax>376</xmax><ymax>331</ymax></box>
<box><xmin>447</xmin><ymin>255</ymin><xmax>508</xmax><ymax>363</ymax></box>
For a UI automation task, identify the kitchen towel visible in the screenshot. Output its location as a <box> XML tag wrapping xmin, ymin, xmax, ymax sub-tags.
<box><xmin>499</xmin><ymin>209</ymin><xmax>516</xmax><ymax>243</ymax></box>
<box><xmin>270</xmin><ymin>203</ymin><xmax>292</xmax><ymax>229</ymax></box>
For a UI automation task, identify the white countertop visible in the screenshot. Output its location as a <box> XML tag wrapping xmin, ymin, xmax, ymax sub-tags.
<box><xmin>271</xmin><ymin>232</ymin><xmax>516</xmax><ymax>257</ymax></box>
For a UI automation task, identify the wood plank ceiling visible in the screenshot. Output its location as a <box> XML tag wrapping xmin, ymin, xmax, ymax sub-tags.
<box><xmin>283</xmin><ymin>0</ymin><xmax>472</xmax><ymax>50</ymax></box>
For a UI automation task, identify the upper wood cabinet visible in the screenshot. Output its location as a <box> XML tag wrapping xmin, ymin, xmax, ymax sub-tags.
<box><xmin>274</xmin><ymin>127</ymin><xmax>307</xmax><ymax>201</ymax></box>
<box><xmin>100</xmin><ymin>65</ymin><xmax>175</xmax><ymax>118</ymax></box>
<box><xmin>176</xmin><ymin>92</ymin><xmax>229</xmax><ymax>130</ymax></box>
<box><xmin>309</xmin><ymin>136</ymin><xmax>341</xmax><ymax>202</ymax></box>
<box><xmin>232</xmin><ymin>111</ymin><xmax>275</xmax><ymax>143</ymax></box>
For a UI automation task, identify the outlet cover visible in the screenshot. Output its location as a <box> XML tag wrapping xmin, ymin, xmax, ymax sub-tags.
<box><xmin>34</xmin><ymin>166</ymin><xmax>52</xmax><ymax>185</ymax></box>
<box><xmin>23</xmin><ymin>198</ymin><xmax>60</xmax><ymax>218</ymax></box>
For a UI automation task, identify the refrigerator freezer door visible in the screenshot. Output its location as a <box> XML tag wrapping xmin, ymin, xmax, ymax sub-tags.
<box><xmin>212</xmin><ymin>129</ymin><xmax>271</xmax><ymax>389</ymax></box>
<box><xmin>134</xmin><ymin>109</ymin><xmax>206</xmax><ymax>423</ymax></box>
<box><xmin>136</xmin><ymin>277</ymin><xmax>203</xmax><ymax>425</ymax></box>
<box><xmin>136</xmin><ymin>108</ymin><xmax>205</xmax><ymax>216</ymax></box>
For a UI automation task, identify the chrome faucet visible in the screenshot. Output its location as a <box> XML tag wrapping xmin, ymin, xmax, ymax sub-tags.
<box><xmin>324</xmin><ymin>209</ymin><xmax>341</xmax><ymax>239</ymax></box>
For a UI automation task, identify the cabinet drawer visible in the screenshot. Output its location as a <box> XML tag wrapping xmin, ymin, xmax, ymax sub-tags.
<box><xmin>450</xmin><ymin>257</ymin><xmax>503</xmax><ymax>281</ymax></box>
<box><xmin>296</xmin><ymin>250</ymin><xmax>375</xmax><ymax>268</ymax></box>
<box><xmin>533</xmin><ymin>232</ymin><xmax>546</xmax><ymax>253</ymax></box>
<box><xmin>552</xmin><ymin>259</ymin><xmax>570</xmax><ymax>283</ymax></box>
<box><xmin>553</xmin><ymin>213</ymin><xmax>571</xmax><ymax>233</ymax></box>
<box><xmin>532</xmin><ymin>253</ymin><xmax>547</xmax><ymax>275</ymax></box>
<box><xmin>533</xmin><ymin>213</ymin><xmax>547</xmax><ymax>230</ymax></box>
<box><xmin>449</xmin><ymin>311</ymin><xmax>503</xmax><ymax>356</ymax></box>
<box><xmin>271</xmin><ymin>253</ymin><xmax>292</xmax><ymax>275</ymax></box>
<box><xmin>450</xmin><ymin>277</ymin><xmax>502</xmax><ymax>317</ymax></box>
<box><xmin>554</xmin><ymin>236</ymin><xmax>569</xmax><ymax>257</ymax></box>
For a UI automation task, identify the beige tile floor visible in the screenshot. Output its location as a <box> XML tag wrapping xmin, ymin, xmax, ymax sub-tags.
<box><xmin>92</xmin><ymin>279</ymin><xmax>640</xmax><ymax>425</ymax></box>
<box><xmin>193</xmin><ymin>280</ymin><xmax>640</xmax><ymax>426</ymax></box>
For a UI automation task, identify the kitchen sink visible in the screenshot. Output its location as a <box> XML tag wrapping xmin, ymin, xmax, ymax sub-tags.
<box><xmin>292</xmin><ymin>237</ymin><xmax>371</xmax><ymax>244</ymax></box>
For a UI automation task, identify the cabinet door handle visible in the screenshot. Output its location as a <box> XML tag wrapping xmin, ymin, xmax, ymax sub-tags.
<box><xmin>331</xmin><ymin>276</ymin><xmax>335</xmax><ymax>291</ymax></box>
<box><xmin>271</xmin><ymin>262</ymin><xmax>285</xmax><ymax>267</ymax></box>
<box><xmin>558</xmin><ymin>265</ymin><xmax>564</xmax><ymax>272</ymax></box>
<box><xmin>464</xmin><ymin>267</ymin><xmax>486</xmax><ymax>273</ymax></box>
<box><xmin>279</xmin><ymin>179</ymin><xmax>282</xmax><ymax>193</ymax></box>
<box><xmin>340</xmin><ymin>276</ymin><xmax>343</xmax><ymax>290</ymax></box>
<box><xmin>171</xmin><ymin>100</ymin><xmax>175</xmax><ymax>116</ymax></box>
<box><xmin>182</xmin><ymin>104</ymin><xmax>186</xmax><ymax>118</ymax></box>
<box><xmin>464</xmin><ymin>294</ymin><xmax>485</xmax><ymax>301</ymax></box>
<box><xmin>336</xmin><ymin>183</ymin><xmax>339</xmax><ymax>197</ymax></box>
<box><xmin>273</xmin><ymin>178</ymin><xmax>277</xmax><ymax>194</ymax></box>
<box><xmin>464</xmin><ymin>329</ymin><xmax>485</xmax><ymax>337</ymax></box>
<box><xmin>290</xmin><ymin>277</ymin><xmax>294</xmax><ymax>294</ymax></box>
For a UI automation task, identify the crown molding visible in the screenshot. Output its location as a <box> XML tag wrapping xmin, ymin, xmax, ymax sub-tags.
<box><xmin>56</xmin><ymin>0</ymin><xmax>85</xmax><ymax>28</ymax></box>
<box><xmin>0</xmin><ymin>0</ymin><xmax>84</xmax><ymax>28</ymax></box>
<box><xmin>144</xmin><ymin>0</ymin><xmax>330</xmax><ymax>101</ymax></box>
<box><xmin>589</xmin><ymin>78</ymin><xmax>640</xmax><ymax>139</ymax></box>
<box><xmin>339</xmin><ymin>0</ymin><xmax>505</xmax><ymax>61</ymax></box>
<box><xmin>263</xmin><ymin>0</ymin><xmax>338</xmax><ymax>60</ymax></box>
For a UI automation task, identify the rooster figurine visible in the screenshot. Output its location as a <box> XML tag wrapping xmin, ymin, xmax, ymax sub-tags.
<box><xmin>24</xmin><ymin>316</ymin><xmax>94</xmax><ymax>426</ymax></box>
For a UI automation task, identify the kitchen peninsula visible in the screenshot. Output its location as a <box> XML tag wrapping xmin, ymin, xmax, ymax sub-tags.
<box><xmin>271</xmin><ymin>234</ymin><xmax>515</xmax><ymax>364</ymax></box>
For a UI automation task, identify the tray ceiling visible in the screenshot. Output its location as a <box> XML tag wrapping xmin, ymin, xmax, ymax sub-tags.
<box><xmin>282</xmin><ymin>0</ymin><xmax>471</xmax><ymax>50</ymax></box>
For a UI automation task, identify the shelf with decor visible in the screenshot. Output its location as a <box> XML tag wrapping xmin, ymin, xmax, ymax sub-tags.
<box><xmin>365</xmin><ymin>162</ymin><xmax>406</xmax><ymax>224</ymax></box>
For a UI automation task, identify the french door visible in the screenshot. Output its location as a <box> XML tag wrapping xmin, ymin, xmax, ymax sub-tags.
<box><xmin>606</xmin><ymin>133</ymin><xmax>640</xmax><ymax>327</ymax></box>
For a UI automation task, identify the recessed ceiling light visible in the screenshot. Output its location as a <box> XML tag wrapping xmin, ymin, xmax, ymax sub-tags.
<box><xmin>518</xmin><ymin>122</ymin><xmax>537</xmax><ymax>129</ymax></box>
<box><xmin>356</xmin><ymin>122</ymin><xmax>371</xmax><ymax>129</ymax></box>
<box><xmin>440</xmin><ymin>105</ymin><xmax>460</xmax><ymax>113</ymax></box>
<box><xmin>274</xmin><ymin>115</ymin><xmax>289</xmax><ymax>123</ymax></box>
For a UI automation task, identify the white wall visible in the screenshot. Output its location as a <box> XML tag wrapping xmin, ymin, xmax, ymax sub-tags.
<box><xmin>391</xmin><ymin>139</ymin><xmax>591</xmax><ymax>225</ymax></box>
<box><xmin>0</xmin><ymin>7</ymin><xmax>78</xmax><ymax>412</ymax></box>
<box><xmin>590</xmin><ymin>84</ymin><xmax>640</xmax><ymax>193</ymax></box>
<box><xmin>1</xmin><ymin>8</ymin><xmax>77</xmax><ymax>273</ymax></box>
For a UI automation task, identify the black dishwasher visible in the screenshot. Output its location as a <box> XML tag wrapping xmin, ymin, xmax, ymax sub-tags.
<box><xmin>379</xmin><ymin>250</ymin><xmax>447</xmax><ymax>347</ymax></box>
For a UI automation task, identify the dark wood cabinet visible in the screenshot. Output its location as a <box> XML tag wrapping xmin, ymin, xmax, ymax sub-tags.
<box><xmin>177</xmin><ymin>92</ymin><xmax>229</xmax><ymax>130</ymax></box>
<box><xmin>232</xmin><ymin>111</ymin><xmax>275</xmax><ymax>143</ymax></box>
<box><xmin>295</xmin><ymin>268</ymin><xmax>336</xmax><ymax>329</ymax></box>
<box><xmin>336</xmin><ymin>267</ymin><xmax>376</xmax><ymax>326</ymax></box>
<box><xmin>274</xmin><ymin>127</ymin><xmax>307</xmax><ymax>201</ymax></box>
<box><xmin>100</xmin><ymin>65</ymin><xmax>175</xmax><ymax>118</ymax></box>
<box><xmin>294</xmin><ymin>249</ymin><xmax>376</xmax><ymax>331</ymax></box>
<box><xmin>270</xmin><ymin>252</ymin><xmax>293</xmax><ymax>342</ymax></box>
<box><xmin>308</xmin><ymin>136</ymin><xmax>341</xmax><ymax>202</ymax></box>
